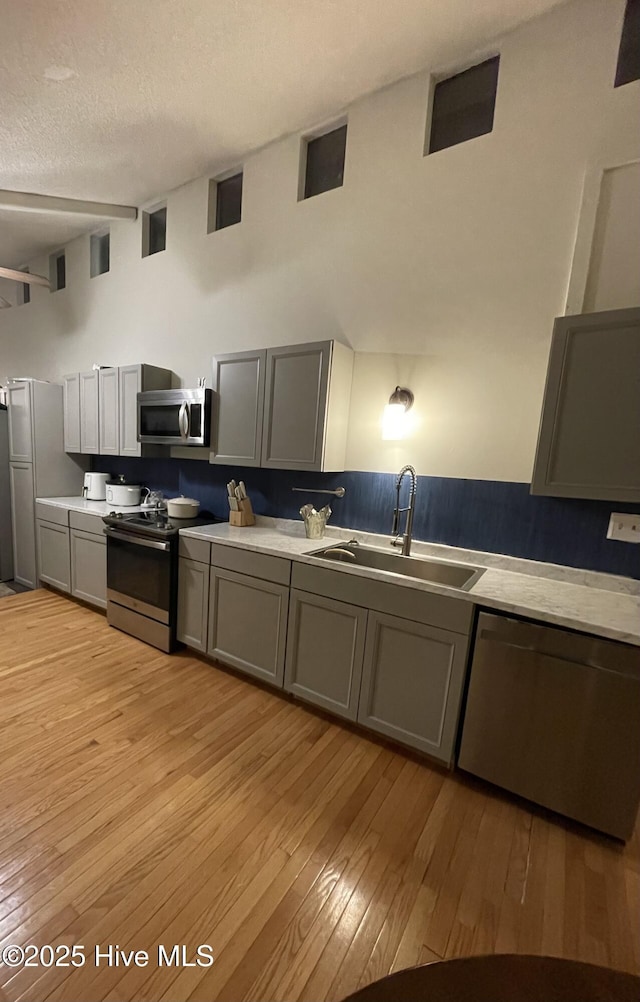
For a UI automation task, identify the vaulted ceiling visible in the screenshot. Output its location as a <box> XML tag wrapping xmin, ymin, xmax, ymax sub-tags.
<box><xmin>0</xmin><ymin>0</ymin><xmax>564</xmax><ymax>266</ymax></box>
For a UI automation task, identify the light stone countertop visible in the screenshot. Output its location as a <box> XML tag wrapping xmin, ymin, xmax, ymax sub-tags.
<box><xmin>35</xmin><ymin>497</ymin><xmax>149</xmax><ymax>517</ymax></box>
<box><xmin>180</xmin><ymin>517</ymin><xmax>640</xmax><ymax>647</ymax></box>
<box><xmin>34</xmin><ymin>500</ymin><xmax>640</xmax><ymax>647</ymax></box>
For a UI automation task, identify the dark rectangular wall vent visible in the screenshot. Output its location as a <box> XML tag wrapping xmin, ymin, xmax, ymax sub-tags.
<box><xmin>427</xmin><ymin>56</ymin><xmax>500</xmax><ymax>155</ymax></box>
<box><xmin>143</xmin><ymin>206</ymin><xmax>167</xmax><ymax>257</ymax></box>
<box><xmin>90</xmin><ymin>231</ymin><xmax>110</xmax><ymax>277</ymax></box>
<box><xmin>210</xmin><ymin>172</ymin><xmax>243</xmax><ymax>232</ymax></box>
<box><xmin>303</xmin><ymin>124</ymin><xmax>347</xmax><ymax>200</ymax></box>
<box><xmin>615</xmin><ymin>0</ymin><xmax>640</xmax><ymax>86</ymax></box>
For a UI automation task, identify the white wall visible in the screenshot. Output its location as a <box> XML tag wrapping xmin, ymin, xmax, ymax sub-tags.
<box><xmin>583</xmin><ymin>160</ymin><xmax>640</xmax><ymax>312</ymax></box>
<box><xmin>1</xmin><ymin>0</ymin><xmax>638</xmax><ymax>480</ymax></box>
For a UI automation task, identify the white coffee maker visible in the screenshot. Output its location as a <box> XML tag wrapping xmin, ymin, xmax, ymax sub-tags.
<box><xmin>82</xmin><ymin>472</ymin><xmax>110</xmax><ymax>500</ymax></box>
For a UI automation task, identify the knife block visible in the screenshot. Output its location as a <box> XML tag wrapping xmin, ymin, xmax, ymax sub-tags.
<box><xmin>229</xmin><ymin>497</ymin><xmax>255</xmax><ymax>527</ymax></box>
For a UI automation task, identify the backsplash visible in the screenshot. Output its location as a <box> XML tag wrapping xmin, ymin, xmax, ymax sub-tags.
<box><xmin>92</xmin><ymin>457</ymin><xmax>640</xmax><ymax>580</ymax></box>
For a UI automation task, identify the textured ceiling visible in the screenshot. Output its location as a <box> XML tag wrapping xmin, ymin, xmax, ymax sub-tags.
<box><xmin>0</xmin><ymin>0</ymin><xmax>564</xmax><ymax>266</ymax></box>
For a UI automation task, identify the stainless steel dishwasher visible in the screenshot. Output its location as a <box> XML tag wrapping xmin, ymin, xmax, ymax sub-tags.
<box><xmin>458</xmin><ymin>612</ymin><xmax>640</xmax><ymax>841</ymax></box>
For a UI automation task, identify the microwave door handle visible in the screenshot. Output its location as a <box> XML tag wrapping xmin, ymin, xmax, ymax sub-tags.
<box><xmin>179</xmin><ymin>401</ymin><xmax>189</xmax><ymax>440</ymax></box>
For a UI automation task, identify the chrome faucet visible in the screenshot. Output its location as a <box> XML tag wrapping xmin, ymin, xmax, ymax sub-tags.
<box><xmin>391</xmin><ymin>465</ymin><xmax>417</xmax><ymax>556</ymax></box>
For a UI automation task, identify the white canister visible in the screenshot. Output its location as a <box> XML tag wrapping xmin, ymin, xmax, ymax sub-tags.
<box><xmin>166</xmin><ymin>496</ymin><xmax>200</xmax><ymax>518</ymax></box>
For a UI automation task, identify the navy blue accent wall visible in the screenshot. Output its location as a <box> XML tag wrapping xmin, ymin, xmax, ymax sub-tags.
<box><xmin>93</xmin><ymin>456</ymin><xmax>640</xmax><ymax>580</ymax></box>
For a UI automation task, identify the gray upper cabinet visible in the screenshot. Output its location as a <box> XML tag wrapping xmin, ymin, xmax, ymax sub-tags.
<box><xmin>284</xmin><ymin>589</ymin><xmax>367</xmax><ymax>721</ymax></box>
<box><xmin>79</xmin><ymin>370</ymin><xmax>100</xmax><ymax>454</ymax></box>
<box><xmin>357</xmin><ymin>611</ymin><xmax>470</xmax><ymax>765</ymax></box>
<box><xmin>531</xmin><ymin>308</ymin><xmax>640</xmax><ymax>501</ymax></box>
<box><xmin>119</xmin><ymin>364</ymin><xmax>172</xmax><ymax>457</ymax></box>
<box><xmin>262</xmin><ymin>342</ymin><xmax>331</xmax><ymax>470</ymax></box>
<box><xmin>210</xmin><ymin>350</ymin><xmax>266</xmax><ymax>467</ymax></box>
<box><xmin>63</xmin><ymin>374</ymin><xmax>81</xmax><ymax>453</ymax></box>
<box><xmin>119</xmin><ymin>364</ymin><xmax>142</xmax><ymax>457</ymax></box>
<box><xmin>7</xmin><ymin>382</ymin><xmax>33</xmax><ymax>462</ymax></box>
<box><xmin>63</xmin><ymin>364</ymin><xmax>171</xmax><ymax>457</ymax></box>
<box><xmin>98</xmin><ymin>367</ymin><xmax>119</xmax><ymax>456</ymax></box>
<box><xmin>211</xmin><ymin>340</ymin><xmax>353</xmax><ymax>472</ymax></box>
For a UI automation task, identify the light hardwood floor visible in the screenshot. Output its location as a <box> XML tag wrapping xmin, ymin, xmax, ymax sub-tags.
<box><xmin>0</xmin><ymin>590</ymin><xmax>637</xmax><ymax>1002</ymax></box>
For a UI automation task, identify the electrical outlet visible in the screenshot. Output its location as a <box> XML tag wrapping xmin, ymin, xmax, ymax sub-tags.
<box><xmin>607</xmin><ymin>512</ymin><xmax>640</xmax><ymax>543</ymax></box>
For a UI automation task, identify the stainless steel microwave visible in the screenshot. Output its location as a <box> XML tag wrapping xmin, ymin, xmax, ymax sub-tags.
<box><xmin>137</xmin><ymin>388</ymin><xmax>212</xmax><ymax>446</ymax></box>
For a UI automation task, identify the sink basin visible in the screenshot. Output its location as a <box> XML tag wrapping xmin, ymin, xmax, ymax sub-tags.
<box><xmin>309</xmin><ymin>541</ymin><xmax>485</xmax><ymax>590</ymax></box>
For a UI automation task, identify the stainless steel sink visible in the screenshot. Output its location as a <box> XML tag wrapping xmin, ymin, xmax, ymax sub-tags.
<box><xmin>309</xmin><ymin>541</ymin><xmax>485</xmax><ymax>590</ymax></box>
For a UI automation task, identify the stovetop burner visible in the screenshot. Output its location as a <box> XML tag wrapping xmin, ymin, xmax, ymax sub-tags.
<box><xmin>103</xmin><ymin>508</ymin><xmax>220</xmax><ymax>538</ymax></box>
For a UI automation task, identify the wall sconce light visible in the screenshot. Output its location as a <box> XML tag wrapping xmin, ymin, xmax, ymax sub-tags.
<box><xmin>382</xmin><ymin>386</ymin><xmax>414</xmax><ymax>440</ymax></box>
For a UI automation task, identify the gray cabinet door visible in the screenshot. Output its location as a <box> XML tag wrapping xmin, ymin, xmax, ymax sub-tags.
<box><xmin>63</xmin><ymin>374</ymin><xmax>81</xmax><ymax>453</ymax></box>
<box><xmin>10</xmin><ymin>463</ymin><xmax>36</xmax><ymax>588</ymax></box>
<box><xmin>262</xmin><ymin>341</ymin><xmax>331</xmax><ymax>470</ymax></box>
<box><xmin>70</xmin><ymin>528</ymin><xmax>106</xmax><ymax>608</ymax></box>
<box><xmin>210</xmin><ymin>349</ymin><xmax>266</xmax><ymax>466</ymax></box>
<box><xmin>284</xmin><ymin>589</ymin><xmax>367</xmax><ymax>721</ymax></box>
<box><xmin>79</xmin><ymin>370</ymin><xmax>100</xmax><ymax>454</ymax></box>
<box><xmin>98</xmin><ymin>368</ymin><xmax>119</xmax><ymax>456</ymax></box>
<box><xmin>207</xmin><ymin>567</ymin><xmax>288</xmax><ymax>686</ymax></box>
<box><xmin>358</xmin><ymin>611</ymin><xmax>469</xmax><ymax>764</ymax></box>
<box><xmin>177</xmin><ymin>557</ymin><xmax>210</xmax><ymax>652</ymax></box>
<box><xmin>531</xmin><ymin>308</ymin><xmax>640</xmax><ymax>501</ymax></box>
<box><xmin>7</xmin><ymin>381</ymin><xmax>33</xmax><ymax>462</ymax></box>
<box><xmin>119</xmin><ymin>364</ymin><xmax>141</xmax><ymax>457</ymax></box>
<box><xmin>37</xmin><ymin>520</ymin><xmax>71</xmax><ymax>593</ymax></box>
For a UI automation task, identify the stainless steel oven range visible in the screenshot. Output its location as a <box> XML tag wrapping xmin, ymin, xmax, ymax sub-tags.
<box><xmin>103</xmin><ymin>509</ymin><xmax>219</xmax><ymax>652</ymax></box>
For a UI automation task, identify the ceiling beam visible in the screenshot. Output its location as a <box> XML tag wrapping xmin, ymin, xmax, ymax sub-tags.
<box><xmin>0</xmin><ymin>189</ymin><xmax>137</xmax><ymax>220</ymax></box>
<box><xmin>0</xmin><ymin>267</ymin><xmax>51</xmax><ymax>289</ymax></box>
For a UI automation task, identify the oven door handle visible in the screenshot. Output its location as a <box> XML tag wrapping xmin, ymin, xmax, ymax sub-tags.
<box><xmin>104</xmin><ymin>528</ymin><xmax>171</xmax><ymax>552</ymax></box>
<box><xmin>179</xmin><ymin>401</ymin><xmax>189</xmax><ymax>440</ymax></box>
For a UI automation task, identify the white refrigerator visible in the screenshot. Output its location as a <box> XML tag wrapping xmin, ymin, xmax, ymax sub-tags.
<box><xmin>7</xmin><ymin>380</ymin><xmax>86</xmax><ymax>588</ymax></box>
<box><xmin>0</xmin><ymin>406</ymin><xmax>13</xmax><ymax>581</ymax></box>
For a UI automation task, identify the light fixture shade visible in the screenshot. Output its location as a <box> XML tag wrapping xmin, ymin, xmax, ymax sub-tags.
<box><xmin>382</xmin><ymin>402</ymin><xmax>407</xmax><ymax>440</ymax></box>
<box><xmin>381</xmin><ymin>386</ymin><xmax>414</xmax><ymax>440</ymax></box>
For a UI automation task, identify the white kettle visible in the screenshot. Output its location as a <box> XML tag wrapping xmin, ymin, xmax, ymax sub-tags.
<box><xmin>83</xmin><ymin>472</ymin><xmax>110</xmax><ymax>501</ymax></box>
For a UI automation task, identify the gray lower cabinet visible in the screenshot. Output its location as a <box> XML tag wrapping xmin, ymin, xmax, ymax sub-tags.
<box><xmin>70</xmin><ymin>528</ymin><xmax>106</xmax><ymax>608</ymax></box>
<box><xmin>177</xmin><ymin>557</ymin><xmax>210</xmax><ymax>653</ymax></box>
<box><xmin>10</xmin><ymin>463</ymin><xmax>36</xmax><ymax>588</ymax></box>
<box><xmin>358</xmin><ymin>611</ymin><xmax>470</xmax><ymax>765</ymax></box>
<box><xmin>36</xmin><ymin>520</ymin><xmax>71</xmax><ymax>593</ymax></box>
<box><xmin>207</xmin><ymin>566</ymin><xmax>289</xmax><ymax>687</ymax></box>
<box><xmin>284</xmin><ymin>589</ymin><xmax>367</xmax><ymax>721</ymax></box>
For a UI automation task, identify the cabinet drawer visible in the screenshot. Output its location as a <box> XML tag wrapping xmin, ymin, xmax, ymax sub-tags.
<box><xmin>211</xmin><ymin>543</ymin><xmax>291</xmax><ymax>586</ymax></box>
<box><xmin>179</xmin><ymin>535</ymin><xmax>211</xmax><ymax>564</ymax></box>
<box><xmin>291</xmin><ymin>563</ymin><xmax>473</xmax><ymax>634</ymax></box>
<box><xmin>35</xmin><ymin>502</ymin><xmax>69</xmax><ymax>526</ymax></box>
<box><xmin>69</xmin><ymin>510</ymin><xmax>106</xmax><ymax>535</ymax></box>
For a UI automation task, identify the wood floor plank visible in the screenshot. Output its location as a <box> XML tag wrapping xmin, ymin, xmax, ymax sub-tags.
<box><xmin>0</xmin><ymin>590</ymin><xmax>636</xmax><ymax>1002</ymax></box>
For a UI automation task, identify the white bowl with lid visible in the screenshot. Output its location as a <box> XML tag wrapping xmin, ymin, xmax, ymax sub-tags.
<box><xmin>166</xmin><ymin>495</ymin><xmax>200</xmax><ymax>518</ymax></box>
